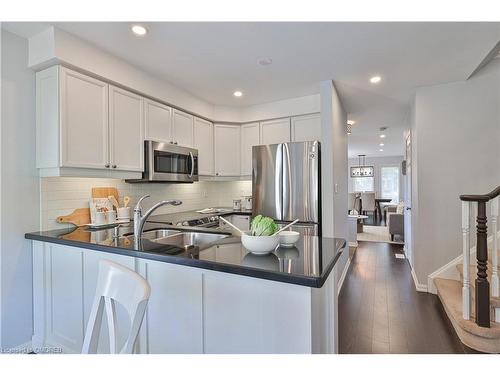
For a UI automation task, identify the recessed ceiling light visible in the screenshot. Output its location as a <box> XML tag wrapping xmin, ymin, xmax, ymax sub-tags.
<box><xmin>379</xmin><ymin>149</ymin><xmax>384</xmax><ymax>152</ymax></box>
<box><xmin>370</xmin><ymin>76</ymin><xmax>381</xmax><ymax>84</ymax></box>
<box><xmin>233</xmin><ymin>91</ymin><xmax>243</xmax><ymax>97</ymax></box>
<box><xmin>131</xmin><ymin>25</ymin><xmax>148</xmax><ymax>36</ymax></box>
<box><xmin>379</xmin><ymin>143</ymin><xmax>384</xmax><ymax>146</ymax></box>
<box><xmin>258</xmin><ymin>57</ymin><xmax>273</xmax><ymax>66</ymax></box>
<box><xmin>380</xmin><ymin>134</ymin><xmax>386</xmax><ymax>138</ymax></box>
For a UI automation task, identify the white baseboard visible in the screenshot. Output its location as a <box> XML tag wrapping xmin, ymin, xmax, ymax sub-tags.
<box><xmin>337</xmin><ymin>257</ymin><xmax>351</xmax><ymax>296</ymax></box>
<box><xmin>411</xmin><ymin>267</ymin><xmax>428</xmax><ymax>292</ymax></box>
<box><xmin>427</xmin><ymin>230</ymin><xmax>500</xmax><ymax>294</ymax></box>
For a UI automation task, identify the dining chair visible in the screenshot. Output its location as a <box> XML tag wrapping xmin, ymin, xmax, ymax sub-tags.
<box><xmin>82</xmin><ymin>260</ymin><xmax>151</xmax><ymax>354</ymax></box>
<box><xmin>348</xmin><ymin>193</ymin><xmax>360</xmax><ymax>212</ymax></box>
<box><xmin>360</xmin><ymin>192</ymin><xmax>376</xmax><ymax>216</ymax></box>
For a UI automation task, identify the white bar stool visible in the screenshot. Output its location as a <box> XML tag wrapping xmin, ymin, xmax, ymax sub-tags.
<box><xmin>82</xmin><ymin>260</ymin><xmax>151</xmax><ymax>354</ymax></box>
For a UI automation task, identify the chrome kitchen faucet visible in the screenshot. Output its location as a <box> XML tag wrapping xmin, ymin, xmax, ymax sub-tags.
<box><xmin>133</xmin><ymin>195</ymin><xmax>182</xmax><ymax>248</ymax></box>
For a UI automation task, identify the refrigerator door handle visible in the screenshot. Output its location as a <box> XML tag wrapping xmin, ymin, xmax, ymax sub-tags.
<box><xmin>275</xmin><ymin>144</ymin><xmax>283</xmax><ymax>220</ymax></box>
<box><xmin>282</xmin><ymin>143</ymin><xmax>291</xmax><ymax>220</ymax></box>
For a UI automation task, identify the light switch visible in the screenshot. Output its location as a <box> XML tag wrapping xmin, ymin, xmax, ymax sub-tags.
<box><xmin>334</xmin><ymin>183</ymin><xmax>339</xmax><ymax>193</ymax></box>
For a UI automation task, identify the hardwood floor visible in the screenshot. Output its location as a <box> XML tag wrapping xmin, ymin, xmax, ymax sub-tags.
<box><xmin>338</xmin><ymin>241</ymin><xmax>477</xmax><ymax>354</ymax></box>
<box><xmin>362</xmin><ymin>212</ymin><xmax>386</xmax><ymax>226</ymax></box>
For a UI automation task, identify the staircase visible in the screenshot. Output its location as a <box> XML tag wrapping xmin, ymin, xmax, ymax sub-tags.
<box><xmin>434</xmin><ymin>187</ymin><xmax>500</xmax><ymax>353</ymax></box>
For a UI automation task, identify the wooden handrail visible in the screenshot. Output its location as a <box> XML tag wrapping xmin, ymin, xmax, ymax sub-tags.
<box><xmin>459</xmin><ymin>187</ymin><xmax>500</xmax><ymax>327</ymax></box>
<box><xmin>460</xmin><ymin>186</ymin><xmax>500</xmax><ymax>202</ymax></box>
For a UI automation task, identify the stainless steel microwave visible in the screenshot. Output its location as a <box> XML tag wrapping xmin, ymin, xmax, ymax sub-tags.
<box><xmin>127</xmin><ymin>141</ymin><xmax>199</xmax><ymax>183</ymax></box>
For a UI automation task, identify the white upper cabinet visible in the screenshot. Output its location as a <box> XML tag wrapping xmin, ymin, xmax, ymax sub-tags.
<box><xmin>60</xmin><ymin>67</ymin><xmax>109</xmax><ymax>169</ymax></box>
<box><xmin>108</xmin><ymin>85</ymin><xmax>144</xmax><ymax>172</ymax></box>
<box><xmin>193</xmin><ymin>117</ymin><xmax>214</xmax><ymax>176</ymax></box>
<box><xmin>240</xmin><ymin>122</ymin><xmax>260</xmax><ymax>176</ymax></box>
<box><xmin>36</xmin><ymin>66</ymin><xmax>143</xmax><ymax>178</ymax></box>
<box><xmin>172</xmin><ymin>109</ymin><xmax>194</xmax><ymax>147</ymax></box>
<box><xmin>214</xmin><ymin>124</ymin><xmax>240</xmax><ymax>176</ymax></box>
<box><xmin>260</xmin><ymin>118</ymin><xmax>291</xmax><ymax>145</ymax></box>
<box><xmin>144</xmin><ymin>99</ymin><xmax>172</xmax><ymax>143</ymax></box>
<box><xmin>291</xmin><ymin>113</ymin><xmax>321</xmax><ymax>142</ymax></box>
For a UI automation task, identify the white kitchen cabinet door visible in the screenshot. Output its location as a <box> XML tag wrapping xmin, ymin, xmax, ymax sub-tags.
<box><xmin>144</xmin><ymin>99</ymin><xmax>172</xmax><ymax>143</ymax></box>
<box><xmin>44</xmin><ymin>243</ymin><xmax>85</xmax><ymax>353</ymax></box>
<box><xmin>260</xmin><ymin>118</ymin><xmax>291</xmax><ymax>145</ymax></box>
<box><xmin>172</xmin><ymin>109</ymin><xmax>194</xmax><ymax>147</ymax></box>
<box><xmin>214</xmin><ymin>124</ymin><xmax>240</xmax><ymax>176</ymax></box>
<box><xmin>109</xmin><ymin>85</ymin><xmax>144</xmax><ymax>172</ymax></box>
<box><xmin>193</xmin><ymin>117</ymin><xmax>214</xmax><ymax>175</ymax></box>
<box><xmin>231</xmin><ymin>215</ymin><xmax>251</xmax><ymax>231</ymax></box>
<box><xmin>137</xmin><ymin>260</ymin><xmax>203</xmax><ymax>354</ymax></box>
<box><xmin>60</xmin><ymin>67</ymin><xmax>109</xmax><ymax>169</ymax></box>
<box><xmin>291</xmin><ymin>114</ymin><xmax>321</xmax><ymax>142</ymax></box>
<box><xmin>240</xmin><ymin>122</ymin><xmax>260</xmax><ymax>176</ymax></box>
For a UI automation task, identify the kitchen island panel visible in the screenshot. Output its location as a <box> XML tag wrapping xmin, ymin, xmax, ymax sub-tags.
<box><xmin>32</xmin><ymin>240</ymin><xmax>338</xmax><ymax>354</ymax></box>
<box><xmin>203</xmin><ymin>270</ymin><xmax>312</xmax><ymax>354</ymax></box>
<box><xmin>137</xmin><ymin>259</ymin><xmax>203</xmax><ymax>354</ymax></box>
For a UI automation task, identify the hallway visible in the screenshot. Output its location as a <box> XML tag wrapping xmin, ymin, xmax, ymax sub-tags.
<box><xmin>338</xmin><ymin>241</ymin><xmax>476</xmax><ymax>353</ymax></box>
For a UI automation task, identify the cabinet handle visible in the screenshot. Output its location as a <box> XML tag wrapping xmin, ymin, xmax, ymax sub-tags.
<box><xmin>105</xmin><ymin>164</ymin><xmax>110</xmax><ymax>168</ymax></box>
<box><xmin>112</xmin><ymin>165</ymin><xmax>117</xmax><ymax>169</ymax></box>
<box><xmin>174</xmin><ymin>141</ymin><xmax>178</xmax><ymax>145</ymax></box>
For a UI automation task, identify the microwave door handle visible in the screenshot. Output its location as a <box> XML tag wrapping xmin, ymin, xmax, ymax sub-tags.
<box><xmin>189</xmin><ymin>151</ymin><xmax>194</xmax><ymax>178</ymax></box>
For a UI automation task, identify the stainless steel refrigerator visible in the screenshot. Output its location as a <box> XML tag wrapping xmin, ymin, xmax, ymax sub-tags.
<box><xmin>252</xmin><ymin>141</ymin><xmax>321</xmax><ymax>235</ymax></box>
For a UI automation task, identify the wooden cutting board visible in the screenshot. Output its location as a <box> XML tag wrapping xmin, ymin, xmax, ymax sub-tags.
<box><xmin>91</xmin><ymin>187</ymin><xmax>119</xmax><ymax>201</ymax></box>
<box><xmin>56</xmin><ymin>208</ymin><xmax>91</xmax><ymax>227</ymax></box>
<box><xmin>56</xmin><ymin>187</ymin><xmax>120</xmax><ymax>227</ymax></box>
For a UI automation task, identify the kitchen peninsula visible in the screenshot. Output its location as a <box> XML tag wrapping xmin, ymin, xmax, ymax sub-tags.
<box><xmin>26</xmin><ymin>222</ymin><xmax>345</xmax><ymax>354</ymax></box>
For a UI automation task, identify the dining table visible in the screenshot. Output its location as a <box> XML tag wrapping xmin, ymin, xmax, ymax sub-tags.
<box><xmin>375</xmin><ymin>198</ymin><xmax>393</xmax><ymax>218</ymax></box>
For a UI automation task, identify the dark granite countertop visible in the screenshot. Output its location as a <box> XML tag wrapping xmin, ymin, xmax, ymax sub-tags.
<box><xmin>147</xmin><ymin>207</ymin><xmax>252</xmax><ymax>225</ymax></box>
<box><xmin>25</xmin><ymin>222</ymin><xmax>345</xmax><ymax>288</ymax></box>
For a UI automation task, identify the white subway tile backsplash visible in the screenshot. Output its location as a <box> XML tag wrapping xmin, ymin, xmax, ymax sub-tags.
<box><xmin>40</xmin><ymin>177</ymin><xmax>252</xmax><ymax>231</ymax></box>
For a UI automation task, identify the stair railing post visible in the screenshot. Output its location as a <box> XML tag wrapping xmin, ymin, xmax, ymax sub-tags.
<box><xmin>492</xmin><ymin>197</ymin><xmax>499</xmax><ymax>298</ymax></box>
<box><xmin>462</xmin><ymin>201</ymin><xmax>471</xmax><ymax>320</ymax></box>
<box><xmin>475</xmin><ymin>200</ymin><xmax>490</xmax><ymax>327</ymax></box>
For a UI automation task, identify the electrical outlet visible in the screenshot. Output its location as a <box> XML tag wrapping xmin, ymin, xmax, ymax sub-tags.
<box><xmin>202</xmin><ymin>191</ymin><xmax>208</xmax><ymax>198</ymax></box>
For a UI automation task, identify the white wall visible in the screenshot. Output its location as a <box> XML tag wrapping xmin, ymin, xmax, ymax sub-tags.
<box><xmin>411</xmin><ymin>58</ymin><xmax>500</xmax><ymax>284</ymax></box>
<box><xmin>29</xmin><ymin>27</ymin><xmax>322</xmax><ymax>126</ymax></box>
<box><xmin>348</xmin><ymin>155</ymin><xmax>405</xmax><ymax>202</ymax></box>
<box><xmin>214</xmin><ymin>94</ymin><xmax>320</xmax><ymax>123</ymax></box>
<box><xmin>1</xmin><ymin>30</ymin><xmax>40</xmax><ymax>349</ymax></box>
<box><xmin>320</xmin><ymin>80</ymin><xmax>348</xmax><ymax>282</ymax></box>
<box><xmin>29</xmin><ymin>27</ymin><xmax>216</xmax><ymax>120</ymax></box>
<box><xmin>41</xmin><ymin>178</ymin><xmax>252</xmax><ymax>230</ymax></box>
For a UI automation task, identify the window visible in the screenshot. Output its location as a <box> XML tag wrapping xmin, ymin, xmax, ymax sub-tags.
<box><xmin>381</xmin><ymin>166</ymin><xmax>400</xmax><ymax>203</ymax></box>
<box><xmin>352</xmin><ymin>177</ymin><xmax>374</xmax><ymax>192</ymax></box>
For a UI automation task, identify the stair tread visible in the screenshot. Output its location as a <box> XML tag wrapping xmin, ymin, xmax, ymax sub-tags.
<box><xmin>435</xmin><ymin>278</ymin><xmax>500</xmax><ymax>352</ymax></box>
<box><xmin>456</xmin><ymin>264</ymin><xmax>500</xmax><ymax>306</ymax></box>
<box><xmin>434</xmin><ymin>278</ymin><xmax>500</xmax><ymax>341</ymax></box>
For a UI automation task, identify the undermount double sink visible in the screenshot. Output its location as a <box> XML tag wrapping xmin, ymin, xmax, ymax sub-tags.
<box><xmin>128</xmin><ymin>229</ymin><xmax>229</xmax><ymax>250</ymax></box>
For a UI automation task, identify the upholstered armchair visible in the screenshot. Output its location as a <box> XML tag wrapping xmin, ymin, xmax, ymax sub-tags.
<box><xmin>386</xmin><ymin>205</ymin><xmax>404</xmax><ymax>241</ymax></box>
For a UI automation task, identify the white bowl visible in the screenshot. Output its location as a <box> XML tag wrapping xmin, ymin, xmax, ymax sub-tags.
<box><xmin>279</xmin><ymin>231</ymin><xmax>300</xmax><ymax>247</ymax></box>
<box><xmin>241</xmin><ymin>232</ymin><xmax>280</xmax><ymax>255</ymax></box>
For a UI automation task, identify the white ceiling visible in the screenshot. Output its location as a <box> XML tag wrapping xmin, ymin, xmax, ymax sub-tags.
<box><xmin>3</xmin><ymin>21</ymin><xmax>499</xmax><ymax>158</ymax></box>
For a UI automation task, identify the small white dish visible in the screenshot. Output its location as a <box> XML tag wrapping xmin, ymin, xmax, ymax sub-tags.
<box><xmin>279</xmin><ymin>231</ymin><xmax>300</xmax><ymax>247</ymax></box>
<box><xmin>241</xmin><ymin>232</ymin><xmax>280</xmax><ymax>255</ymax></box>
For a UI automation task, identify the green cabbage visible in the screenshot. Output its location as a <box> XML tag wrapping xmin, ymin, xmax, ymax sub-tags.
<box><xmin>250</xmin><ymin>215</ymin><xmax>278</xmax><ymax>236</ymax></box>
